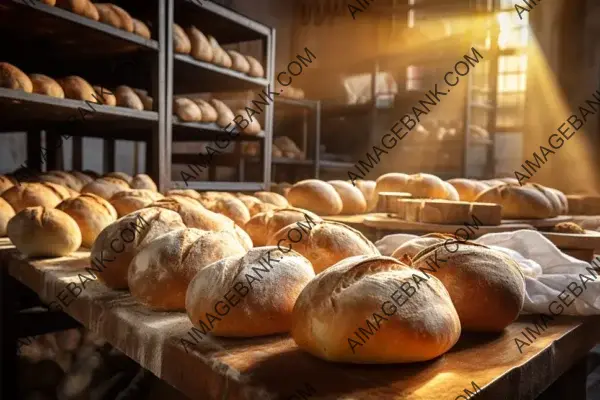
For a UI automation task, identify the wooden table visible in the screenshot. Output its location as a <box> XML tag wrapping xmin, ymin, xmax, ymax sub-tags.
<box><xmin>1</xmin><ymin>238</ymin><xmax>598</xmax><ymax>400</ymax></box>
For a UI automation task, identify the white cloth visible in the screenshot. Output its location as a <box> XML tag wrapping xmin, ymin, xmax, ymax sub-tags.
<box><xmin>374</xmin><ymin>230</ymin><xmax>600</xmax><ymax>316</ymax></box>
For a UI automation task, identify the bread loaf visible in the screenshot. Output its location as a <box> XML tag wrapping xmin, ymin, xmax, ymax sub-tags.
<box><xmin>410</xmin><ymin>241</ymin><xmax>525</xmax><ymax>332</ymax></box>
<box><xmin>406</xmin><ymin>173</ymin><xmax>452</xmax><ymax>199</ymax></box>
<box><xmin>30</xmin><ymin>74</ymin><xmax>64</xmax><ymax>98</ymax></box>
<box><xmin>104</xmin><ymin>172</ymin><xmax>132</xmax><ymax>184</ymax></box>
<box><xmin>41</xmin><ymin>171</ymin><xmax>82</xmax><ymax>191</ymax></box>
<box><xmin>0</xmin><ymin>175</ymin><xmax>15</xmax><ymax>195</ymax></box>
<box><xmin>174</xmin><ymin>98</ymin><xmax>202</xmax><ymax>122</ymax></box>
<box><xmin>130</xmin><ymin>174</ymin><xmax>157</xmax><ymax>191</ymax></box>
<box><xmin>291</xmin><ymin>255</ymin><xmax>461</xmax><ymax>363</ymax></box>
<box><xmin>1</xmin><ymin>182</ymin><xmax>69</xmax><ymax>212</ymax></box>
<box><xmin>57</xmin><ymin>193</ymin><xmax>117</xmax><ymax>247</ymax></box>
<box><xmin>197</xmin><ymin>195</ymin><xmax>251</xmax><ymax>226</ymax></box>
<box><xmin>115</xmin><ymin>85</ymin><xmax>144</xmax><ymax>110</ymax></box>
<box><xmin>354</xmin><ymin>180</ymin><xmax>376</xmax><ymax>212</ymax></box>
<box><xmin>207</xmin><ymin>36</ymin><xmax>231</xmax><ymax>67</ymax></box>
<box><xmin>373</xmin><ymin>173</ymin><xmax>410</xmax><ymax>208</ymax></box>
<box><xmin>267</xmin><ymin>220</ymin><xmax>379</xmax><ymax>273</ymax></box>
<box><xmin>186</xmin><ymin>26</ymin><xmax>213</xmax><ymax>62</ymax></box>
<box><xmin>390</xmin><ymin>233</ymin><xmax>453</xmax><ymax>261</ymax></box>
<box><xmin>70</xmin><ymin>171</ymin><xmax>94</xmax><ymax>187</ymax></box>
<box><xmin>165</xmin><ymin>189</ymin><xmax>201</xmax><ymax>201</ymax></box>
<box><xmin>245</xmin><ymin>55</ymin><xmax>264</xmax><ymax>77</ymax></box>
<box><xmin>106</xmin><ymin>4</ymin><xmax>133</xmax><ymax>32</ymax></box>
<box><xmin>95</xmin><ymin>4</ymin><xmax>123</xmax><ymax>29</ymax></box>
<box><xmin>328</xmin><ymin>180</ymin><xmax>367</xmax><ymax>215</ymax></box>
<box><xmin>132</xmin><ymin>18</ymin><xmax>151</xmax><ymax>39</ymax></box>
<box><xmin>56</xmin><ymin>0</ymin><xmax>95</xmax><ymax>18</ymax></box>
<box><xmin>8</xmin><ymin>207</ymin><xmax>82</xmax><ymax>257</ymax></box>
<box><xmin>442</xmin><ymin>181</ymin><xmax>460</xmax><ymax>201</ymax></box>
<box><xmin>286</xmin><ymin>180</ymin><xmax>343</xmax><ymax>215</ymax></box>
<box><xmin>128</xmin><ymin>228</ymin><xmax>247</xmax><ymax>310</ymax></box>
<box><xmin>58</xmin><ymin>76</ymin><xmax>96</xmax><ymax>102</ymax></box>
<box><xmin>92</xmin><ymin>86</ymin><xmax>116</xmax><ymax>106</ymax></box>
<box><xmin>190</xmin><ymin>98</ymin><xmax>218</xmax><ymax>122</ymax></box>
<box><xmin>447</xmin><ymin>178</ymin><xmax>488</xmax><ymax>202</ymax></box>
<box><xmin>236</xmin><ymin>194</ymin><xmax>273</xmax><ymax>216</ymax></box>
<box><xmin>90</xmin><ymin>207</ymin><xmax>186</xmax><ymax>289</ymax></box>
<box><xmin>227</xmin><ymin>50</ymin><xmax>251</xmax><ymax>73</ymax></box>
<box><xmin>549</xmin><ymin>187</ymin><xmax>568</xmax><ymax>214</ymax></box>
<box><xmin>0</xmin><ymin>62</ymin><xmax>33</xmax><ymax>93</ymax></box>
<box><xmin>475</xmin><ymin>184</ymin><xmax>555</xmax><ymax>219</ymax></box>
<box><xmin>81</xmin><ymin>178</ymin><xmax>130</xmax><ymax>200</ymax></box>
<box><xmin>82</xmin><ymin>0</ymin><xmax>99</xmax><ymax>20</ymax></box>
<box><xmin>110</xmin><ymin>189</ymin><xmax>163</xmax><ymax>217</ymax></box>
<box><xmin>234</xmin><ymin>109</ymin><xmax>261</xmax><ymax>134</ymax></box>
<box><xmin>174</xmin><ymin>24</ymin><xmax>191</xmax><ymax>54</ymax></box>
<box><xmin>253</xmin><ymin>191</ymin><xmax>289</xmax><ymax>208</ymax></box>
<box><xmin>186</xmin><ymin>247</ymin><xmax>315</xmax><ymax>337</ymax></box>
<box><xmin>244</xmin><ymin>208</ymin><xmax>321</xmax><ymax>247</ymax></box>
<box><xmin>210</xmin><ymin>99</ymin><xmax>235</xmax><ymax>128</ymax></box>
<box><xmin>0</xmin><ymin>197</ymin><xmax>15</xmax><ymax>237</ymax></box>
<box><xmin>133</xmin><ymin>88</ymin><xmax>153</xmax><ymax>111</ymax></box>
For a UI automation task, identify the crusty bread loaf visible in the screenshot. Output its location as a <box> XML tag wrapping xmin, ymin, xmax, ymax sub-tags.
<box><xmin>328</xmin><ymin>180</ymin><xmax>367</xmax><ymax>215</ymax></box>
<box><xmin>236</xmin><ymin>194</ymin><xmax>274</xmax><ymax>216</ymax></box>
<box><xmin>58</xmin><ymin>76</ymin><xmax>97</xmax><ymax>102</ymax></box>
<box><xmin>70</xmin><ymin>171</ymin><xmax>94</xmax><ymax>187</ymax></box>
<box><xmin>90</xmin><ymin>207</ymin><xmax>186</xmax><ymax>289</ymax></box>
<box><xmin>447</xmin><ymin>178</ymin><xmax>488</xmax><ymax>202</ymax></box>
<box><xmin>253</xmin><ymin>191</ymin><xmax>289</xmax><ymax>208</ymax></box>
<box><xmin>92</xmin><ymin>86</ymin><xmax>116</xmax><ymax>106</ymax></box>
<box><xmin>291</xmin><ymin>255</ymin><xmax>461</xmax><ymax>363</ymax></box>
<box><xmin>41</xmin><ymin>171</ymin><xmax>82</xmax><ymax>191</ymax></box>
<box><xmin>95</xmin><ymin>3</ymin><xmax>122</xmax><ymax>29</ymax></box>
<box><xmin>286</xmin><ymin>179</ymin><xmax>343</xmax><ymax>216</ymax></box>
<box><xmin>375</xmin><ymin>173</ymin><xmax>409</xmax><ymax>193</ymax></box>
<box><xmin>1</xmin><ymin>182</ymin><xmax>69</xmax><ymax>212</ymax></box>
<box><xmin>245</xmin><ymin>55</ymin><xmax>264</xmax><ymax>77</ymax></box>
<box><xmin>210</xmin><ymin>99</ymin><xmax>235</xmax><ymax>128</ymax></box>
<box><xmin>174</xmin><ymin>23</ymin><xmax>191</xmax><ymax>54</ymax></box>
<box><xmin>0</xmin><ymin>62</ymin><xmax>33</xmax><ymax>93</ymax></box>
<box><xmin>81</xmin><ymin>178</ymin><xmax>130</xmax><ymax>200</ymax></box>
<box><xmin>187</xmin><ymin>26</ymin><xmax>213</xmax><ymax>62</ymax></box>
<box><xmin>106</xmin><ymin>4</ymin><xmax>133</xmax><ymax>32</ymax></box>
<box><xmin>0</xmin><ymin>197</ymin><xmax>15</xmax><ymax>237</ymax></box>
<box><xmin>548</xmin><ymin>187</ymin><xmax>568</xmax><ymax>214</ymax></box>
<box><xmin>165</xmin><ymin>189</ymin><xmax>201</xmax><ymax>200</ymax></box>
<box><xmin>56</xmin><ymin>0</ymin><xmax>93</xmax><ymax>17</ymax></box>
<box><xmin>354</xmin><ymin>180</ymin><xmax>376</xmax><ymax>212</ymax></box>
<box><xmin>57</xmin><ymin>193</ymin><xmax>117</xmax><ymax>247</ymax></box>
<box><xmin>29</xmin><ymin>74</ymin><xmax>64</xmax><ymax>98</ymax></box>
<box><xmin>0</xmin><ymin>175</ymin><xmax>15</xmax><ymax>195</ymax></box>
<box><xmin>130</xmin><ymin>174</ymin><xmax>157</xmax><ymax>191</ymax></box>
<box><xmin>115</xmin><ymin>85</ymin><xmax>144</xmax><ymax>110</ymax></box>
<box><xmin>474</xmin><ymin>184</ymin><xmax>555</xmax><ymax>219</ymax></box>
<box><xmin>207</xmin><ymin>36</ymin><xmax>231</xmax><ymax>67</ymax></box>
<box><xmin>197</xmin><ymin>193</ymin><xmax>251</xmax><ymax>226</ymax></box>
<box><xmin>390</xmin><ymin>233</ymin><xmax>454</xmax><ymax>261</ymax></box>
<box><xmin>267</xmin><ymin>220</ymin><xmax>379</xmax><ymax>273</ymax></box>
<box><xmin>234</xmin><ymin>108</ymin><xmax>261</xmax><ymax>134</ymax></box>
<box><xmin>128</xmin><ymin>228</ymin><xmax>247</xmax><ymax>310</ymax></box>
<box><xmin>442</xmin><ymin>181</ymin><xmax>460</xmax><ymax>201</ymax></box>
<box><xmin>227</xmin><ymin>50</ymin><xmax>251</xmax><ymax>73</ymax></box>
<box><xmin>104</xmin><ymin>172</ymin><xmax>132</xmax><ymax>184</ymax></box>
<box><xmin>244</xmin><ymin>208</ymin><xmax>321</xmax><ymax>247</ymax></box>
<box><xmin>186</xmin><ymin>247</ymin><xmax>315</xmax><ymax>337</ymax></box>
<box><xmin>190</xmin><ymin>98</ymin><xmax>218</xmax><ymax>123</ymax></box>
<box><xmin>406</xmin><ymin>173</ymin><xmax>452</xmax><ymax>199</ymax></box>
<box><xmin>132</xmin><ymin>18</ymin><xmax>151</xmax><ymax>39</ymax></box>
<box><xmin>410</xmin><ymin>241</ymin><xmax>525</xmax><ymax>332</ymax></box>
<box><xmin>530</xmin><ymin>184</ymin><xmax>562</xmax><ymax>217</ymax></box>
<box><xmin>133</xmin><ymin>88</ymin><xmax>153</xmax><ymax>111</ymax></box>
<box><xmin>82</xmin><ymin>0</ymin><xmax>99</xmax><ymax>20</ymax></box>
<box><xmin>110</xmin><ymin>189</ymin><xmax>164</xmax><ymax>217</ymax></box>
<box><xmin>8</xmin><ymin>207</ymin><xmax>82</xmax><ymax>257</ymax></box>
<box><xmin>174</xmin><ymin>98</ymin><xmax>202</xmax><ymax>122</ymax></box>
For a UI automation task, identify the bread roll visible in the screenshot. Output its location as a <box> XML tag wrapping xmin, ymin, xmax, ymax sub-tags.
<box><xmin>410</xmin><ymin>241</ymin><xmax>525</xmax><ymax>332</ymax></box>
<box><xmin>373</xmin><ymin>173</ymin><xmax>410</xmax><ymax>207</ymax></box>
<box><xmin>106</xmin><ymin>4</ymin><xmax>133</xmax><ymax>32</ymax></box>
<box><xmin>90</xmin><ymin>207</ymin><xmax>186</xmax><ymax>289</ymax></box>
<box><xmin>190</xmin><ymin>98</ymin><xmax>218</xmax><ymax>123</ymax></box>
<box><xmin>0</xmin><ymin>62</ymin><xmax>33</xmax><ymax>93</ymax></box>
<box><xmin>286</xmin><ymin>180</ymin><xmax>343</xmax><ymax>215</ymax></box>
<box><xmin>95</xmin><ymin>3</ymin><xmax>122</xmax><ymax>29</ymax></box>
<box><xmin>475</xmin><ymin>184</ymin><xmax>555</xmax><ymax>219</ymax></box>
<box><xmin>57</xmin><ymin>193</ymin><xmax>117</xmax><ymax>247</ymax></box>
<box><xmin>0</xmin><ymin>175</ymin><xmax>15</xmax><ymax>195</ymax></box>
<box><xmin>197</xmin><ymin>195</ymin><xmax>251</xmax><ymax>226</ymax></box>
<box><xmin>128</xmin><ymin>228</ymin><xmax>247</xmax><ymax>310</ymax></box>
<box><xmin>245</xmin><ymin>55</ymin><xmax>265</xmax><ymax>78</ymax></box>
<box><xmin>8</xmin><ymin>207</ymin><xmax>82</xmax><ymax>257</ymax></box>
<box><xmin>244</xmin><ymin>208</ymin><xmax>321</xmax><ymax>247</ymax></box>
<box><xmin>390</xmin><ymin>233</ymin><xmax>454</xmax><ymax>261</ymax></box>
<box><xmin>58</xmin><ymin>76</ymin><xmax>96</xmax><ymax>102</ymax></box>
<box><xmin>29</xmin><ymin>74</ymin><xmax>64</xmax><ymax>98</ymax></box>
<box><xmin>131</xmin><ymin>18</ymin><xmax>151</xmax><ymax>39</ymax></box>
<box><xmin>186</xmin><ymin>26</ymin><xmax>213</xmax><ymax>62</ymax></box>
<box><xmin>267</xmin><ymin>220</ymin><xmax>379</xmax><ymax>273</ymax></box>
<box><xmin>207</xmin><ymin>35</ymin><xmax>231</xmax><ymax>67</ymax></box>
<box><xmin>328</xmin><ymin>180</ymin><xmax>367</xmax><ymax>215</ymax></box>
<box><xmin>253</xmin><ymin>191</ymin><xmax>289</xmax><ymax>208</ymax></box>
<box><xmin>81</xmin><ymin>178</ymin><xmax>130</xmax><ymax>200</ymax></box>
<box><xmin>92</xmin><ymin>86</ymin><xmax>116</xmax><ymax>106</ymax></box>
<box><xmin>174</xmin><ymin>98</ymin><xmax>202</xmax><ymax>122</ymax></box>
<box><xmin>187</xmin><ymin>247</ymin><xmax>315</xmax><ymax>337</ymax></box>
<box><xmin>0</xmin><ymin>197</ymin><xmax>15</xmax><ymax>237</ymax></box>
<box><xmin>173</xmin><ymin>23</ymin><xmax>191</xmax><ymax>54</ymax></box>
<box><xmin>442</xmin><ymin>181</ymin><xmax>460</xmax><ymax>201</ymax></box>
<box><xmin>227</xmin><ymin>50</ymin><xmax>251</xmax><ymax>73</ymax></box>
<box><xmin>291</xmin><ymin>255</ymin><xmax>461</xmax><ymax>363</ymax></box>
<box><xmin>82</xmin><ymin>0</ymin><xmax>99</xmax><ymax>20</ymax></box>
<box><xmin>1</xmin><ymin>182</ymin><xmax>69</xmax><ymax>212</ymax></box>
<box><xmin>115</xmin><ymin>85</ymin><xmax>144</xmax><ymax>110</ymax></box>
<box><xmin>406</xmin><ymin>173</ymin><xmax>451</xmax><ymax>199</ymax></box>
<box><xmin>210</xmin><ymin>99</ymin><xmax>235</xmax><ymax>128</ymax></box>
<box><xmin>447</xmin><ymin>179</ymin><xmax>488</xmax><ymax>202</ymax></box>
<box><xmin>110</xmin><ymin>189</ymin><xmax>163</xmax><ymax>217</ymax></box>
<box><xmin>56</xmin><ymin>0</ymin><xmax>88</xmax><ymax>16</ymax></box>
<box><xmin>130</xmin><ymin>174</ymin><xmax>157</xmax><ymax>191</ymax></box>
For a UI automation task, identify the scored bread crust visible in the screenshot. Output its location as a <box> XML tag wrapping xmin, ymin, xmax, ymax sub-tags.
<box><xmin>57</xmin><ymin>193</ymin><xmax>117</xmax><ymax>248</ymax></box>
<box><xmin>474</xmin><ymin>184</ymin><xmax>555</xmax><ymax>219</ymax></box>
<box><xmin>81</xmin><ymin>178</ymin><xmax>130</xmax><ymax>200</ymax></box>
<box><xmin>253</xmin><ymin>191</ymin><xmax>289</xmax><ymax>208</ymax></box>
<box><xmin>447</xmin><ymin>178</ymin><xmax>489</xmax><ymax>202</ymax></box>
<box><xmin>110</xmin><ymin>189</ymin><xmax>164</xmax><ymax>217</ymax></box>
<box><xmin>130</xmin><ymin>174</ymin><xmax>157</xmax><ymax>191</ymax></box>
<box><xmin>1</xmin><ymin>182</ymin><xmax>68</xmax><ymax>212</ymax></box>
<box><xmin>291</xmin><ymin>255</ymin><xmax>461</xmax><ymax>364</ymax></box>
<box><xmin>286</xmin><ymin>179</ymin><xmax>343</xmax><ymax>216</ymax></box>
<box><xmin>244</xmin><ymin>208</ymin><xmax>321</xmax><ymax>247</ymax></box>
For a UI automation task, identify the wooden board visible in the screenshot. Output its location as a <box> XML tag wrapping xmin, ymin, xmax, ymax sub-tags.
<box><xmin>541</xmin><ymin>230</ymin><xmax>600</xmax><ymax>251</ymax></box>
<box><xmin>322</xmin><ymin>214</ymin><xmax>368</xmax><ymax>224</ymax></box>
<box><xmin>3</xmin><ymin>238</ymin><xmax>600</xmax><ymax>399</ymax></box>
<box><xmin>502</xmin><ymin>215</ymin><xmax>573</xmax><ymax>228</ymax></box>
<box><xmin>389</xmin><ymin>199</ymin><xmax>501</xmax><ymax>226</ymax></box>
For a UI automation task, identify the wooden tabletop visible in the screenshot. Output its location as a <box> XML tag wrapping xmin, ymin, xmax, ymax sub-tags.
<box><xmin>2</xmin><ymin>237</ymin><xmax>599</xmax><ymax>400</ymax></box>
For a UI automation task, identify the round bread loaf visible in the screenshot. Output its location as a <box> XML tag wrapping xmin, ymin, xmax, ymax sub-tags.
<box><xmin>45</xmin><ymin>171</ymin><xmax>83</xmax><ymax>191</ymax></box>
<box><xmin>253</xmin><ymin>191</ymin><xmax>289</xmax><ymax>208</ymax></box>
<box><xmin>29</xmin><ymin>74</ymin><xmax>64</xmax><ymax>98</ymax></box>
<box><xmin>133</xmin><ymin>89</ymin><xmax>153</xmax><ymax>110</ymax></box>
<box><xmin>410</xmin><ymin>240</ymin><xmax>525</xmax><ymax>332</ymax></box>
<box><xmin>130</xmin><ymin>174</ymin><xmax>157</xmax><ymax>191</ymax></box>
<box><xmin>244</xmin><ymin>208</ymin><xmax>321</xmax><ymax>247</ymax></box>
<box><xmin>186</xmin><ymin>246</ymin><xmax>315</xmax><ymax>337</ymax></box>
<box><xmin>236</xmin><ymin>194</ymin><xmax>274</xmax><ymax>216</ymax></box>
<box><xmin>90</xmin><ymin>207</ymin><xmax>185</xmax><ymax>289</ymax></box>
<box><xmin>442</xmin><ymin>181</ymin><xmax>460</xmax><ymax>201</ymax></box>
<box><xmin>267</xmin><ymin>220</ymin><xmax>379</xmax><ymax>273</ymax></box>
<box><xmin>0</xmin><ymin>62</ymin><xmax>32</xmax><ymax>93</ymax></box>
<box><xmin>391</xmin><ymin>233</ymin><xmax>455</xmax><ymax>261</ymax></box>
<box><xmin>110</xmin><ymin>189</ymin><xmax>164</xmax><ymax>217</ymax></box>
<box><xmin>474</xmin><ymin>184</ymin><xmax>554</xmax><ymax>219</ymax></box>
<box><xmin>328</xmin><ymin>180</ymin><xmax>367</xmax><ymax>215</ymax></box>
<box><xmin>57</xmin><ymin>193</ymin><xmax>117</xmax><ymax>248</ymax></box>
<box><xmin>82</xmin><ymin>0</ymin><xmax>99</xmax><ymax>20</ymax></box>
<box><xmin>0</xmin><ymin>175</ymin><xmax>16</xmax><ymax>194</ymax></box>
<box><xmin>447</xmin><ymin>179</ymin><xmax>488</xmax><ymax>202</ymax></box>
<box><xmin>105</xmin><ymin>171</ymin><xmax>134</xmax><ymax>184</ymax></box>
<box><xmin>0</xmin><ymin>197</ymin><xmax>15</xmax><ymax>237</ymax></box>
<box><xmin>115</xmin><ymin>86</ymin><xmax>144</xmax><ymax>110</ymax></box>
<box><xmin>70</xmin><ymin>171</ymin><xmax>94</xmax><ymax>186</ymax></box>
<box><xmin>286</xmin><ymin>179</ymin><xmax>343</xmax><ymax>216</ymax></box>
<box><xmin>1</xmin><ymin>182</ymin><xmax>69</xmax><ymax>212</ymax></box>
<box><xmin>81</xmin><ymin>178</ymin><xmax>130</xmax><ymax>200</ymax></box>
<box><xmin>38</xmin><ymin>172</ymin><xmax>79</xmax><ymax>191</ymax></box>
<box><xmin>165</xmin><ymin>189</ymin><xmax>202</xmax><ymax>200</ymax></box>
<box><xmin>174</xmin><ymin>23</ymin><xmax>191</xmax><ymax>54</ymax></box>
<box><xmin>187</xmin><ymin>26</ymin><xmax>214</xmax><ymax>62</ymax></box>
<box><xmin>530</xmin><ymin>184</ymin><xmax>561</xmax><ymax>217</ymax></box>
<box><xmin>92</xmin><ymin>85</ymin><xmax>116</xmax><ymax>106</ymax></box>
<box><xmin>132</xmin><ymin>18</ymin><xmax>151</xmax><ymax>39</ymax></box>
<box><xmin>197</xmin><ymin>195</ymin><xmax>251</xmax><ymax>226</ymax></box>
<box><xmin>128</xmin><ymin>228</ymin><xmax>247</xmax><ymax>310</ymax></box>
<box><xmin>174</xmin><ymin>98</ymin><xmax>202</xmax><ymax>122</ymax></box>
<box><xmin>291</xmin><ymin>255</ymin><xmax>461</xmax><ymax>363</ymax></box>
<box><xmin>406</xmin><ymin>173</ymin><xmax>451</xmax><ymax>199</ymax></box>
<box><xmin>354</xmin><ymin>180</ymin><xmax>376</xmax><ymax>212</ymax></box>
<box><xmin>8</xmin><ymin>207</ymin><xmax>82</xmax><ymax>257</ymax></box>
<box><xmin>375</xmin><ymin>173</ymin><xmax>409</xmax><ymax>193</ymax></box>
<box><xmin>57</xmin><ymin>76</ymin><xmax>96</xmax><ymax>102</ymax></box>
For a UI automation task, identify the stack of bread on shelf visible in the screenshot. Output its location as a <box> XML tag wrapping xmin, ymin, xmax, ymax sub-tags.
<box><xmin>241</xmin><ymin>136</ymin><xmax>305</xmax><ymax>160</ymax></box>
<box><xmin>275</xmin><ymin>82</ymin><xmax>305</xmax><ymax>100</ymax></box>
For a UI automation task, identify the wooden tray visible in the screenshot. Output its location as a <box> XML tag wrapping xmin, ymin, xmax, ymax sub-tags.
<box><xmin>502</xmin><ymin>215</ymin><xmax>573</xmax><ymax>228</ymax></box>
<box><xmin>390</xmin><ymin>199</ymin><xmax>501</xmax><ymax>225</ymax></box>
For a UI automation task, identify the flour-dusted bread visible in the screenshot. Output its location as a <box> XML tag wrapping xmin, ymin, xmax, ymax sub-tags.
<box><xmin>29</xmin><ymin>74</ymin><xmax>64</xmax><ymax>98</ymax></box>
<box><xmin>132</xmin><ymin>18</ymin><xmax>151</xmax><ymax>39</ymax></box>
<box><xmin>210</xmin><ymin>99</ymin><xmax>235</xmax><ymax>128</ymax></box>
<box><xmin>90</xmin><ymin>207</ymin><xmax>186</xmax><ymax>289</ymax></box>
<box><xmin>227</xmin><ymin>50</ymin><xmax>251</xmax><ymax>73</ymax></box>
<box><xmin>390</xmin><ymin>233</ymin><xmax>454</xmax><ymax>261</ymax></box>
<box><xmin>291</xmin><ymin>255</ymin><xmax>461</xmax><ymax>363</ymax></box>
<box><xmin>0</xmin><ymin>175</ymin><xmax>15</xmax><ymax>195</ymax></box>
<box><xmin>110</xmin><ymin>189</ymin><xmax>164</xmax><ymax>217</ymax></box>
<box><xmin>197</xmin><ymin>193</ymin><xmax>251</xmax><ymax>226</ymax></box>
<box><xmin>245</xmin><ymin>55</ymin><xmax>265</xmax><ymax>78</ymax></box>
<box><xmin>253</xmin><ymin>192</ymin><xmax>288</xmax><ymax>208</ymax></box>
<box><xmin>0</xmin><ymin>62</ymin><xmax>33</xmax><ymax>93</ymax></box>
<box><xmin>57</xmin><ymin>193</ymin><xmax>117</xmax><ymax>248</ymax></box>
<box><xmin>548</xmin><ymin>187</ymin><xmax>568</xmax><ymax>214</ymax></box>
<box><xmin>186</xmin><ymin>26</ymin><xmax>213</xmax><ymax>62</ymax></box>
<box><xmin>115</xmin><ymin>85</ymin><xmax>144</xmax><ymax>110</ymax></box>
<box><xmin>267</xmin><ymin>220</ymin><xmax>379</xmax><ymax>273</ymax></box>
<box><xmin>128</xmin><ymin>228</ymin><xmax>247</xmax><ymax>310</ymax></box>
<box><xmin>186</xmin><ymin>246</ymin><xmax>315</xmax><ymax>337</ymax></box>
<box><xmin>447</xmin><ymin>178</ymin><xmax>489</xmax><ymax>202</ymax></box>
<box><xmin>174</xmin><ymin>98</ymin><xmax>202</xmax><ymax>122</ymax></box>
<box><xmin>354</xmin><ymin>180</ymin><xmax>376</xmax><ymax>212</ymax></box>
<box><xmin>328</xmin><ymin>180</ymin><xmax>367</xmax><ymax>215</ymax></box>
<box><xmin>475</xmin><ymin>184</ymin><xmax>555</xmax><ymax>219</ymax></box>
<box><xmin>130</xmin><ymin>174</ymin><xmax>157</xmax><ymax>191</ymax></box>
<box><xmin>58</xmin><ymin>76</ymin><xmax>97</xmax><ymax>102</ymax></box>
<box><xmin>174</xmin><ymin>23</ymin><xmax>191</xmax><ymax>54</ymax></box>
<box><xmin>0</xmin><ymin>198</ymin><xmax>15</xmax><ymax>237</ymax></box>
<box><xmin>1</xmin><ymin>182</ymin><xmax>69</xmax><ymax>212</ymax></box>
<box><xmin>410</xmin><ymin>241</ymin><xmax>525</xmax><ymax>332</ymax></box>
<box><xmin>189</xmin><ymin>98</ymin><xmax>218</xmax><ymax>123</ymax></box>
<box><xmin>81</xmin><ymin>178</ymin><xmax>130</xmax><ymax>200</ymax></box>
<box><xmin>244</xmin><ymin>208</ymin><xmax>321</xmax><ymax>247</ymax></box>
<box><xmin>8</xmin><ymin>207</ymin><xmax>82</xmax><ymax>257</ymax></box>
<box><xmin>286</xmin><ymin>179</ymin><xmax>343</xmax><ymax>216</ymax></box>
<box><xmin>92</xmin><ymin>86</ymin><xmax>116</xmax><ymax>106</ymax></box>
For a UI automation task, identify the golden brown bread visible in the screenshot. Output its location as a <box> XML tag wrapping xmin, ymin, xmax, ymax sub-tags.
<box><xmin>474</xmin><ymin>184</ymin><xmax>555</xmax><ymax>219</ymax></box>
<box><xmin>56</xmin><ymin>0</ymin><xmax>88</xmax><ymax>16</ymax></box>
<box><xmin>234</xmin><ymin>108</ymin><xmax>261</xmax><ymax>134</ymax></box>
<box><xmin>132</xmin><ymin>88</ymin><xmax>153</xmax><ymax>111</ymax></box>
<box><xmin>553</xmin><ymin>222</ymin><xmax>585</xmax><ymax>234</ymax></box>
<box><xmin>354</xmin><ymin>180</ymin><xmax>376</xmax><ymax>212</ymax></box>
<box><xmin>165</xmin><ymin>189</ymin><xmax>201</xmax><ymax>200</ymax></box>
<box><xmin>104</xmin><ymin>172</ymin><xmax>132</xmax><ymax>184</ymax></box>
<box><xmin>8</xmin><ymin>207</ymin><xmax>82</xmax><ymax>257</ymax></box>
<box><xmin>328</xmin><ymin>180</ymin><xmax>367</xmax><ymax>215</ymax></box>
<box><xmin>1</xmin><ymin>182</ymin><xmax>69</xmax><ymax>212</ymax></box>
<box><xmin>57</xmin><ymin>193</ymin><xmax>117</xmax><ymax>248</ymax></box>
<box><xmin>41</xmin><ymin>171</ymin><xmax>83</xmax><ymax>191</ymax></box>
<box><xmin>197</xmin><ymin>192</ymin><xmax>251</xmax><ymax>226</ymax></box>
<box><xmin>0</xmin><ymin>62</ymin><xmax>33</xmax><ymax>93</ymax></box>
<box><xmin>95</xmin><ymin>3</ymin><xmax>123</xmax><ymax>29</ymax></box>
<box><xmin>447</xmin><ymin>178</ymin><xmax>489</xmax><ymax>202</ymax></box>
<box><xmin>245</xmin><ymin>55</ymin><xmax>265</xmax><ymax>77</ymax></box>
<box><xmin>373</xmin><ymin>173</ymin><xmax>410</xmax><ymax>208</ymax></box>
<box><xmin>70</xmin><ymin>171</ymin><xmax>95</xmax><ymax>186</ymax></box>
<box><xmin>244</xmin><ymin>208</ymin><xmax>321</xmax><ymax>247</ymax></box>
<box><xmin>115</xmin><ymin>85</ymin><xmax>144</xmax><ymax>110</ymax></box>
<box><xmin>236</xmin><ymin>194</ymin><xmax>274</xmax><ymax>216</ymax></box>
<box><xmin>285</xmin><ymin>179</ymin><xmax>343</xmax><ymax>215</ymax></box>
<box><xmin>130</xmin><ymin>174</ymin><xmax>157</xmax><ymax>191</ymax></box>
<box><xmin>548</xmin><ymin>188</ymin><xmax>568</xmax><ymax>214</ymax></box>
<box><xmin>189</xmin><ymin>98</ymin><xmax>218</xmax><ymax>122</ymax></box>
<box><xmin>291</xmin><ymin>255</ymin><xmax>461</xmax><ymax>363</ymax></box>
<box><xmin>132</xmin><ymin>18</ymin><xmax>151</xmax><ymax>39</ymax></box>
<box><xmin>210</xmin><ymin>99</ymin><xmax>235</xmax><ymax>128</ymax></box>
<box><xmin>29</xmin><ymin>74</ymin><xmax>64</xmax><ymax>98</ymax></box>
<box><xmin>82</xmin><ymin>1</ymin><xmax>99</xmax><ymax>20</ymax></box>
<box><xmin>207</xmin><ymin>36</ymin><xmax>231</xmax><ymax>68</ymax></box>
<box><xmin>81</xmin><ymin>178</ymin><xmax>130</xmax><ymax>200</ymax></box>
<box><xmin>186</xmin><ymin>26</ymin><xmax>213</xmax><ymax>62</ymax></box>
<box><xmin>110</xmin><ymin>189</ymin><xmax>164</xmax><ymax>217</ymax></box>
<box><xmin>106</xmin><ymin>4</ymin><xmax>133</xmax><ymax>32</ymax></box>
<box><xmin>0</xmin><ymin>197</ymin><xmax>15</xmax><ymax>237</ymax></box>
<box><xmin>186</xmin><ymin>247</ymin><xmax>315</xmax><ymax>337</ymax></box>
<box><xmin>92</xmin><ymin>86</ymin><xmax>116</xmax><ymax>106</ymax></box>
<box><xmin>390</xmin><ymin>233</ymin><xmax>453</xmax><ymax>261</ymax></box>
<box><xmin>58</xmin><ymin>76</ymin><xmax>97</xmax><ymax>102</ymax></box>
<box><xmin>128</xmin><ymin>228</ymin><xmax>247</xmax><ymax>310</ymax></box>
<box><xmin>173</xmin><ymin>24</ymin><xmax>191</xmax><ymax>54</ymax></box>
<box><xmin>405</xmin><ymin>173</ymin><xmax>453</xmax><ymax>199</ymax></box>
<box><xmin>174</xmin><ymin>98</ymin><xmax>202</xmax><ymax>122</ymax></box>
<box><xmin>227</xmin><ymin>50</ymin><xmax>251</xmax><ymax>73</ymax></box>
<box><xmin>530</xmin><ymin>184</ymin><xmax>562</xmax><ymax>216</ymax></box>
<box><xmin>253</xmin><ymin>191</ymin><xmax>289</xmax><ymax>208</ymax></box>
